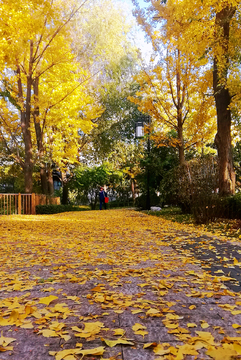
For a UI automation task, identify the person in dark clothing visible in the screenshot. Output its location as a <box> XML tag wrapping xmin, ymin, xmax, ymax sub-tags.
<box><xmin>99</xmin><ymin>187</ymin><xmax>106</xmax><ymax>210</ymax></box>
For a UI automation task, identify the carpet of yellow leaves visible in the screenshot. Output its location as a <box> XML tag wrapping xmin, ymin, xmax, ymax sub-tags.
<box><xmin>0</xmin><ymin>209</ymin><xmax>241</xmax><ymax>359</ymax></box>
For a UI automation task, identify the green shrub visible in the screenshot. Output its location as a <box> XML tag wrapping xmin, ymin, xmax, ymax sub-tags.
<box><xmin>108</xmin><ymin>199</ymin><xmax>134</xmax><ymax>209</ymax></box>
<box><xmin>219</xmin><ymin>193</ymin><xmax>241</xmax><ymax>219</ymax></box>
<box><xmin>36</xmin><ymin>204</ymin><xmax>90</xmax><ymax>214</ymax></box>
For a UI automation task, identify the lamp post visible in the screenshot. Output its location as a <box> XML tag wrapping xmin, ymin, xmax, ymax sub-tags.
<box><xmin>135</xmin><ymin>114</ymin><xmax>151</xmax><ymax>210</ymax></box>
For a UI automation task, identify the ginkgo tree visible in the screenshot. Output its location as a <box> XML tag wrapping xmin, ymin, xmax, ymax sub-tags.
<box><xmin>133</xmin><ymin>0</ymin><xmax>241</xmax><ymax>196</ymax></box>
<box><xmin>0</xmin><ymin>0</ymin><xmax>103</xmax><ymax>194</ymax></box>
<box><xmin>129</xmin><ymin>42</ymin><xmax>216</xmax><ymax>166</ymax></box>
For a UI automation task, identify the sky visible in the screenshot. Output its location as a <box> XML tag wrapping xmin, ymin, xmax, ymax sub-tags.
<box><xmin>119</xmin><ymin>0</ymin><xmax>153</xmax><ymax>63</ymax></box>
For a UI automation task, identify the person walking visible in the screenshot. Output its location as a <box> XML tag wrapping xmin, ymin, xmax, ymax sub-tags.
<box><xmin>99</xmin><ymin>187</ymin><xmax>106</xmax><ymax>210</ymax></box>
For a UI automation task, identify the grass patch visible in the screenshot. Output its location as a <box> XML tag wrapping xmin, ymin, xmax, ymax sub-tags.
<box><xmin>145</xmin><ymin>207</ymin><xmax>241</xmax><ymax>240</ymax></box>
<box><xmin>144</xmin><ymin>207</ymin><xmax>194</xmax><ymax>224</ymax></box>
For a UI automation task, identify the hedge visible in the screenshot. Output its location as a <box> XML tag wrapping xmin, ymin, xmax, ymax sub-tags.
<box><xmin>36</xmin><ymin>204</ymin><xmax>90</xmax><ymax>214</ymax></box>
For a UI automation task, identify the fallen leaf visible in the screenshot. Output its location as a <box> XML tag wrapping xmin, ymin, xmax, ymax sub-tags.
<box><xmin>39</xmin><ymin>296</ymin><xmax>58</xmax><ymax>306</ymax></box>
<box><xmin>102</xmin><ymin>338</ymin><xmax>134</xmax><ymax>347</ymax></box>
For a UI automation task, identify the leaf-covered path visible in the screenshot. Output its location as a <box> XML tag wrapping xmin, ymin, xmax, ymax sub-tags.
<box><xmin>1</xmin><ymin>209</ymin><xmax>241</xmax><ymax>360</ymax></box>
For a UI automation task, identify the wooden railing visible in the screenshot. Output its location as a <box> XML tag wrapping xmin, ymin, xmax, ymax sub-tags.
<box><xmin>0</xmin><ymin>193</ymin><xmax>60</xmax><ymax>215</ymax></box>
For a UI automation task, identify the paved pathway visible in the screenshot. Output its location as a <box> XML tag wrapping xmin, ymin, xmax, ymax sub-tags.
<box><xmin>169</xmin><ymin>231</ymin><xmax>241</xmax><ymax>292</ymax></box>
<box><xmin>0</xmin><ymin>209</ymin><xmax>241</xmax><ymax>360</ymax></box>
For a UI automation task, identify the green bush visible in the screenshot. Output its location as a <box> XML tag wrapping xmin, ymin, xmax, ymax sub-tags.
<box><xmin>108</xmin><ymin>199</ymin><xmax>134</xmax><ymax>209</ymax></box>
<box><xmin>219</xmin><ymin>193</ymin><xmax>241</xmax><ymax>219</ymax></box>
<box><xmin>36</xmin><ymin>204</ymin><xmax>90</xmax><ymax>214</ymax></box>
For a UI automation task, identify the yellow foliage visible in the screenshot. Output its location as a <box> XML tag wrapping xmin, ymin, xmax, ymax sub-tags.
<box><xmin>0</xmin><ymin>0</ymin><xmax>103</xmax><ymax>170</ymax></box>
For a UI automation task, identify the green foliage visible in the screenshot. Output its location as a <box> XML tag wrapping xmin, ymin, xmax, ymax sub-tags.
<box><xmin>108</xmin><ymin>199</ymin><xmax>134</xmax><ymax>209</ymax></box>
<box><xmin>219</xmin><ymin>193</ymin><xmax>241</xmax><ymax>220</ymax></box>
<box><xmin>83</xmin><ymin>72</ymin><xmax>142</xmax><ymax>163</ymax></box>
<box><xmin>137</xmin><ymin>140</ymin><xmax>179</xmax><ymax>207</ymax></box>
<box><xmin>144</xmin><ymin>207</ymin><xmax>194</xmax><ymax>224</ymax></box>
<box><xmin>36</xmin><ymin>204</ymin><xmax>90</xmax><ymax>214</ymax></box>
<box><xmin>72</xmin><ymin>163</ymin><xmax>124</xmax><ymax>209</ymax></box>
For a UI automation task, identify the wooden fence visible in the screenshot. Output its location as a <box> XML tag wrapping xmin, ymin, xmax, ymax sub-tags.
<box><xmin>0</xmin><ymin>193</ymin><xmax>60</xmax><ymax>215</ymax></box>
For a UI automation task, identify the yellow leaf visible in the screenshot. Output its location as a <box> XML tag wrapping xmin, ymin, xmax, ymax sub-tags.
<box><xmin>187</xmin><ymin>323</ymin><xmax>197</xmax><ymax>328</ymax></box>
<box><xmin>60</xmin><ymin>334</ymin><xmax>71</xmax><ymax>342</ymax></box>
<box><xmin>113</xmin><ymin>329</ymin><xmax>125</xmax><ymax>336</ymax></box>
<box><xmin>39</xmin><ymin>296</ymin><xmax>58</xmax><ymax>306</ymax></box>
<box><xmin>66</xmin><ymin>296</ymin><xmax>80</xmax><ymax>302</ymax></box>
<box><xmin>40</xmin><ymin>329</ymin><xmax>58</xmax><ymax>338</ymax></box>
<box><xmin>233</xmin><ymin>257</ymin><xmax>239</xmax><ymax>265</ymax></box>
<box><xmin>143</xmin><ymin>342</ymin><xmax>157</xmax><ymax>349</ymax></box>
<box><xmin>55</xmin><ymin>349</ymin><xmax>78</xmax><ymax>360</ymax></box>
<box><xmin>132</xmin><ymin>323</ymin><xmax>146</xmax><ymax>332</ymax></box>
<box><xmin>146</xmin><ymin>308</ymin><xmax>160</xmax><ymax>316</ymax></box>
<box><xmin>20</xmin><ymin>322</ymin><xmax>34</xmax><ymax>329</ymax></box>
<box><xmin>43</xmin><ymin>287</ymin><xmax>55</xmax><ymax>292</ymax></box>
<box><xmin>234</xmin><ymin>343</ymin><xmax>241</xmax><ymax>354</ymax></box>
<box><xmin>0</xmin><ymin>317</ymin><xmax>10</xmax><ymax>326</ymax></box>
<box><xmin>0</xmin><ymin>345</ymin><xmax>13</xmax><ymax>352</ymax></box>
<box><xmin>177</xmin><ymin>344</ymin><xmax>198</xmax><ymax>356</ymax></box>
<box><xmin>0</xmin><ymin>333</ymin><xmax>16</xmax><ymax>347</ymax></box>
<box><xmin>153</xmin><ymin>344</ymin><xmax>171</xmax><ymax>356</ymax></box>
<box><xmin>138</xmin><ymin>283</ymin><xmax>149</xmax><ymax>288</ymax></box>
<box><xmin>164</xmin><ymin>322</ymin><xmax>179</xmax><ymax>329</ymax></box>
<box><xmin>102</xmin><ymin>338</ymin><xmax>134</xmax><ymax>347</ymax></box>
<box><xmin>232</xmin><ymin>324</ymin><xmax>241</xmax><ymax>329</ymax></box>
<box><xmin>131</xmin><ymin>309</ymin><xmax>144</xmax><ymax>314</ymax></box>
<box><xmin>195</xmin><ymin>331</ymin><xmax>216</xmax><ymax>345</ymax></box>
<box><xmin>135</xmin><ymin>330</ymin><xmax>148</xmax><ymax>338</ymax></box>
<box><xmin>77</xmin><ymin>346</ymin><xmax>105</xmax><ymax>356</ymax></box>
<box><xmin>72</xmin><ymin>322</ymin><xmax>104</xmax><ymax>338</ymax></box>
<box><xmin>201</xmin><ymin>322</ymin><xmax>210</xmax><ymax>329</ymax></box>
<box><xmin>206</xmin><ymin>344</ymin><xmax>237</xmax><ymax>359</ymax></box>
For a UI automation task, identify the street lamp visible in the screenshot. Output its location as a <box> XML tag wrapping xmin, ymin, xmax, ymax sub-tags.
<box><xmin>135</xmin><ymin>114</ymin><xmax>151</xmax><ymax>210</ymax></box>
<box><xmin>135</xmin><ymin>121</ymin><xmax>144</xmax><ymax>139</ymax></box>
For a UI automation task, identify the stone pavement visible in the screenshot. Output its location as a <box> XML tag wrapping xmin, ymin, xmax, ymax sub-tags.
<box><xmin>1</xmin><ymin>210</ymin><xmax>241</xmax><ymax>360</ymax></box>
<box><xmin>167</xmin><ymin>231</ymin><xmax>241</xmax><ymax>293</ymax></box>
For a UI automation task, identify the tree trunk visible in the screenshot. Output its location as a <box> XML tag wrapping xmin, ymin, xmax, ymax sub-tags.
<box><xmin>40</xmin><ymin>165</ymin><xmax>48</xmax><ymax>194</ymax></box>
<box><xmin>214</xmin><ymin>60</ymin><xmax>235</xmax><ymax>195</ymax></box>
<box><xmin>47</xmin><ymin>164</ymin><xmax>54</xmax><ymax>196</ymax></box>
<box><xmin>62</xmin><ymin>180</ymin><xmax>69</xmax><ymax>205</ymax></box>
<box><xmin>213</xmin><ymin>7</ymin><xmax>236</xmax><ymax>196</ymax></box>
<box><xmin>17</xmin><ymin>41</ymin><xmax>34</xmax><ymax>193</ymax></box>
<box><xmin>131</xmin><ymin>178</ymin><xmax>135</xmax><ymax>203</ymax></box>
<box><xmin>177</xmin><ymin>124</ymin><xmax>185</xmax><ymax>166</ymax></box>
<box><xmin>33</xmin><ymin>77</ymin><xmax>49</xmax><ymax>194</ymax></box>
<box><xmin>176</xmin><ymin>49</ymin><xmax>186</xmax><ymax>167</ymax></box>
<box><xmin>20</xmin><ymin>76</ymin><xmax>33</xmax><ymax>193</ymax></box>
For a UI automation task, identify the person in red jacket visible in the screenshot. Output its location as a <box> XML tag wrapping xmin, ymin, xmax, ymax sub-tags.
<box><xmin>99</xmin><ymin>187</ymin><xmax>106</xmax><ymax>210</ymax></box>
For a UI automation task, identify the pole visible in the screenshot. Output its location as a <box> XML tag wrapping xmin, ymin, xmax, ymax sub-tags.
<box><xmin>146</xmin><ymin>115</ymin><xmax>151</xmax><ymax>210</ymax></box>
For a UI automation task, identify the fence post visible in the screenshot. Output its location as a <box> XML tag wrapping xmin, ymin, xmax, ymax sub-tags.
<box><xmin>18</xmin><ymin>193</ymin><xmax>21</xmax><ymax>214</ymax></box>
<box><xmin>32</xmin><ymin>193</ymin><xmax>36</xmax><ymax>215</ymax></box>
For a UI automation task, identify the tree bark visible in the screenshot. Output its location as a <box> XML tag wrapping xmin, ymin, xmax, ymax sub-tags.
<box><xmin>177</xmin><ymin>120</ymin><xmax>185</xmax><ymax>166</ymax></box>
<box><xmin>214</xmin><ymin>59</ymin><xmax>235</xmax><ymax>195</ymax></box>
<box><xmin>33</xmin><ymin>77</ymin><xmax>49</xmax><ymax>194</ymax></box>
<box><xmin>176</xmin><ymin>48</ymin><xmax>186</xmax><ymax>167</ymax></box>
<box><xmin>17</xmin><ymin>41</ymin><xmax>34</xmax><ymax>193</ymax></box>
<box><xmin>62</xmin><ymin>172</ymin><xmax>69</xmax><ymax>205</ymax></box>
<box><xmin>213</xmin><ymin>7</ymin><xmax>236</xmax><ymax>196</ymax></box>
<box><xmin>47</xmin><ymin>164</ymin><xmax>54</xmax><ymax>196</ymax></box>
